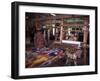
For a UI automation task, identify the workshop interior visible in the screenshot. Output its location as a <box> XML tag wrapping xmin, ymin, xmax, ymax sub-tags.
<box><xmin>25</xmin><ymin>12</ymin><xmax>89</xmax><ymax>68</ymax></box>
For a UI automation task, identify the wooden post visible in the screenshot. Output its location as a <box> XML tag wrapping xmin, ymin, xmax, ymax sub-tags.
<box><xmin>82</xmin><ymin>21</ymin><xmax>89</xmax><ymax>64</ymax></box>
<box><xmin>60</xmin><ymin>20</ymin><xmax>63</xmax><ymax>43</ymax></box>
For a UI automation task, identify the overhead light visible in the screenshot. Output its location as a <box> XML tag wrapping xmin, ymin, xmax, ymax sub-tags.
<box><xmin>50</xmin><ymin>13</ymin><xmax>56</xmax><ymax>16</ymax></box>
<box><xmin>43</xmin><ymin>26</ymin><xmax>46</xmax><ymax>28</ymax></box>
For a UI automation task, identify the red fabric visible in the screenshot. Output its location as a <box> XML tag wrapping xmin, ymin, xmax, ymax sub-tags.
<box><xmin>34</xmin><ymin>32</ymin><xmax>45</xmax><ymax>48</ymax></box>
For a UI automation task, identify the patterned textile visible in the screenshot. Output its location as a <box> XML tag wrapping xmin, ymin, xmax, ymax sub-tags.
<box><xmin>34</xmin><ymin>32</ymin><xmax>45</xmax><ymax>48</ymax></box>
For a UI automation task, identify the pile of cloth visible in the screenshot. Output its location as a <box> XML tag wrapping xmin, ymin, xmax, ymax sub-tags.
<box><xmin>32</xmin><ymin>47</ymin><xmax>65</xmax><ymax>57</ymax></box>
<box><xmin>26</xmin><ymin>47</ymin><xmax>65</xmax><ymax>68</ymax></box>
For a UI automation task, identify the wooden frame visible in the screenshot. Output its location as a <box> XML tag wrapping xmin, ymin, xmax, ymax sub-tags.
<box><xmin>11</xmin><ymin>1</ymin><xmax>98</xmax><ymax>79</ymax></box>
